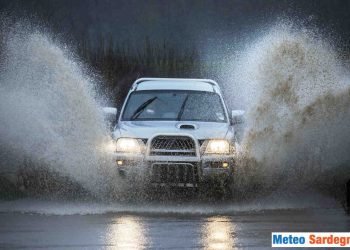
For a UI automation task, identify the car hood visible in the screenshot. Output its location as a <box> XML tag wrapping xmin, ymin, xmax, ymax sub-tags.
<box><xmin>114</xmin><ymin>121</ymin><xmax>231</xmax><ymax>140</ymax></box>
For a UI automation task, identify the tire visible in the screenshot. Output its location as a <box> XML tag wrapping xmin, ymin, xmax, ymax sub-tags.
<box><xmin>199</xmin><ymin>176</ymin><xmax>234</xmax><ymax>200</ymax></box>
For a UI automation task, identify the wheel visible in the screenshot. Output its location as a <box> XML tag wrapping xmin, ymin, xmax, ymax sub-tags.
<box><xmin>199</xmin><ymin>176</ymin><xmax>234</xmax><ymax>200</ymax></box>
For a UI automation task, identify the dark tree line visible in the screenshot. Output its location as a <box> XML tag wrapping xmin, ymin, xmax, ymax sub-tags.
<box><xmin>76</xmin><ymin>35</ymin><xmax>221</xmax><ymax>106</ymax></box>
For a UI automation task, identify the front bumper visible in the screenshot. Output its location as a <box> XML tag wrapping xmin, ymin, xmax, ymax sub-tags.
<box><xmin>114</xmin><ymin>153</ymin><xmax>235</xmax><ymax>187</ymax></box>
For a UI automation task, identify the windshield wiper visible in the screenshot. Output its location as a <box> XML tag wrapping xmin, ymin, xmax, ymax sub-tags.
<box><xmin>130</xmin><ymin>97</ymin><xmax>157</xmax><ymax>120</ymax></box>
<box><xmin>177</xmin><ymin>95</ymin><xmax>189</xmax><ymax>121</ymax></box>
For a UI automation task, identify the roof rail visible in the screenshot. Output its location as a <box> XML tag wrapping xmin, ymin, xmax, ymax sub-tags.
<box><xmin>132</xmin><ymin>77</ymin><xmax>219</xmax><ymax>89</ymax></box>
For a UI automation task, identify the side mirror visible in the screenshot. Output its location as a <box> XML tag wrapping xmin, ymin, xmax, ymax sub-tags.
<box><xmin>102</xmin><ymin>107</ymin><xmax>118</xmax><ymax>130</ymax></box>
<box><xmin>231</xmin><ymin>110</ymin><xmax>245</xmax><ymax>125</ymax></box>
<box><xmin>102</xmin><ymin>107</ymin><xmax>117</xmax><ymax>116</ymax></box>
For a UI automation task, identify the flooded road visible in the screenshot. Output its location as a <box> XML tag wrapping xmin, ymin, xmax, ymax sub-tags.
<box><xmin>0</xmin><ymin>208</ymin><xmax>349</xmax><ymax>249</ymax></box>
<box><xmin>1</xmin><ymin>18</ymin><xmax>350</xmax><ymax>250</ymax></box>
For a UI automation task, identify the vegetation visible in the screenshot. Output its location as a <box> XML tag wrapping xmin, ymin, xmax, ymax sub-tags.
<box><xmin>76</xmin><ymin>36</ymin><xmax>222</xmax><ymax>106</ymax></box>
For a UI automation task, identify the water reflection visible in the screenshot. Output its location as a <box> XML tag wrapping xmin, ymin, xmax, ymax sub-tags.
<box><xmin>202</xmin><ymin>216</ymin><xmax>236</xmax><ymax>250</ymax></box>
<box><xmin>106</xmin><ymin>215</ymin><xmax>147</xmax><ymax>249</ymax></box>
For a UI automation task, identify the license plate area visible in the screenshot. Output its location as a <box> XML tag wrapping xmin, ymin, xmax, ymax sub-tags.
<box><xmin>151</xmin><ymin>163</ymin><xmax>199</xmax><ymax>186</ymax></box>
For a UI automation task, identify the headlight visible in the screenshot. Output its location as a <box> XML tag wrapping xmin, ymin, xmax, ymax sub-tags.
<box><xmin>116</xmin><ymin>138</ymin><xmax>142</xmax><ymax>153</ymax></box>
<box><xmin>204</xmin><ymin>139</ymin><xmax>230</xmax><ymax>154</ymax></box>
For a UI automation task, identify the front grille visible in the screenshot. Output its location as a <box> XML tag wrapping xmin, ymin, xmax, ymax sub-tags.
<box><xmin>150</xmin><ymin>136</ymin><xmax>196</xmax><ymax>156</ymax></box>
<box><xmin>151</xmin><ymin>163</ymin><xmax>199</xmax><ymax>185</ymax></box>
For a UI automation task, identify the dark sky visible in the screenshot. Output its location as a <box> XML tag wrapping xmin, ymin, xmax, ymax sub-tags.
<box><xmin>1</xmin><ymin>0</ymin><xmax>350</xmax><ymax>54</ymax></box>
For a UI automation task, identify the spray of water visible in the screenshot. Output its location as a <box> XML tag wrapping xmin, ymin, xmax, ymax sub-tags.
<box><xmin>230</xmin><ymin>23</ymin><xmax>350</xmax><ymax>198</ymax></box>
<box><xmin>0</xmin><ymin>23</ymin><xmax>117</xmax><ymax>196</ymax></box>
<box><xmin>1</xmin><ymin>19</ymin><xmax>349</xmax><ymax>213</ymax></box>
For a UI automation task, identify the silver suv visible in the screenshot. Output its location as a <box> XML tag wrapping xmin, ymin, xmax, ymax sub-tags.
<box><xmin>107</xmin><ymin>78</ymin><xmax>244</xmax><ymax>190</ymax></box>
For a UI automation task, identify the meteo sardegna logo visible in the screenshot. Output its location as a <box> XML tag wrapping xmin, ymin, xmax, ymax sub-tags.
<box><xmin>271</xmin><ymin>232</ymin><xmax>350</xmax><ymax>248</ymax></box>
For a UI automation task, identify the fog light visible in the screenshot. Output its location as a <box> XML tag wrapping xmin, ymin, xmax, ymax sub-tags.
<box><xmin>222</xmin><ymin>162</ymin><xmax>229</xmax><ymax>168</ymax></box>
<box><xmin>117</xmin><ymin>160</ymin><xmax>123</xmax><ymax>166</ymax></box>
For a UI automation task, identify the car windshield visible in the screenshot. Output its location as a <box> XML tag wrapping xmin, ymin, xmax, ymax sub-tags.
<box><xmin>122</xmin><ymin>90</ymin><xmax>227</xmax><ymax>122</ymax></box>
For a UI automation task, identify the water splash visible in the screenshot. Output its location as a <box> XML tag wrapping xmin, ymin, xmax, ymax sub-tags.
<box><xmin>0</xmin><ymin>23</ymin><xmax>117</xmax><ymax>196</ymax></box>
<box><xmin>0</xmin><ymin>191</ymin><xmax>340</xmax><ymax>215</ymax></box>
<box><xmin>1</xmin><ymin>20</ymin><xmax>349</xmax><ymax>213</ymax></box>
<box><xmin>230</xmin><ymin>23</ymin><xmax>350</xmax><ymax>196</ymax></box>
